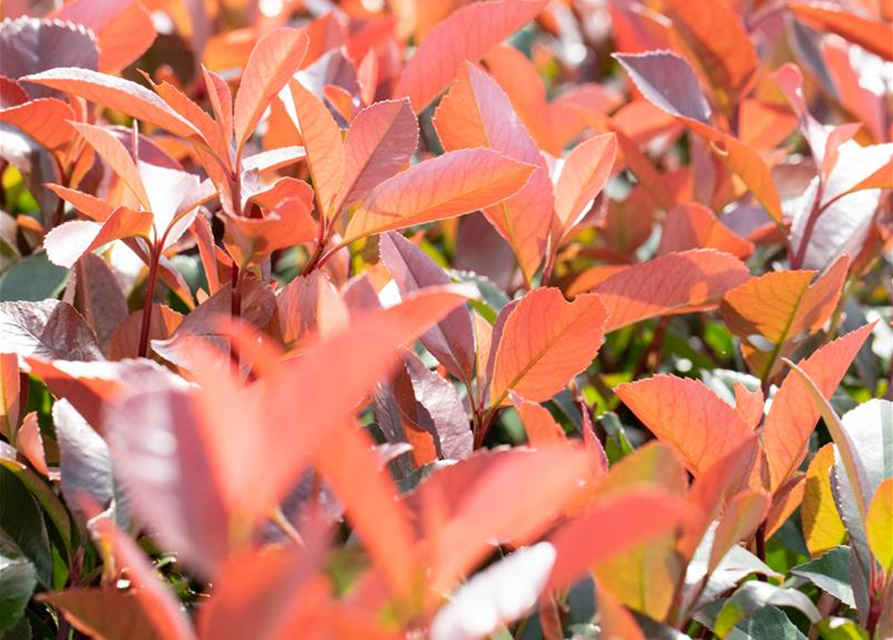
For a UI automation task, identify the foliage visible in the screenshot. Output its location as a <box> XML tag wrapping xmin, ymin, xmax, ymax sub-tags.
<box><xmin>0</xmin><ymin>0</ymin><xmax>891</xmax><ymax>639</ymax></box>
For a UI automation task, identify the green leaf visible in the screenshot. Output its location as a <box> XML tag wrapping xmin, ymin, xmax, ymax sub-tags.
<box><xmin>817</xmin><ymin>618</ymin><xmax>868</xmax><ymax>640</ymax></box>
<box><xmin>791</xmin><ymin>547</ymin><xmax>855</xmax><ymax>608</ymax></box>
<box><xmin>0</xmin><ymin>614</ymin><xmax>31</xmax><ymax>640</ymax></box>
<box><xmin>597</xmin><ymin>412</ymin><xmax>634</xmax><ymax>464</ymax></box>
<box><xmin>714</xmin><ymin>582</ymin><xmax>820</xmax><ymax>638</ymax></box>
<box><xmin>697</xmin><ymin>603</ymin><xmax>809</xmax><ymax>640</ymax></box>
<box><xmin>0</xmin><ymin>546</ymin><xmax>36</xmax><ymax>633</ymax></box>
<box><xmin>0</xmin><ymin>252</ymin><xmax>69</xmax><ymax>302</ymax></box>
<box><xmin>0</xmin><ymin>467</ymin><xmax>52</xmax><ymax>586</ymax></box>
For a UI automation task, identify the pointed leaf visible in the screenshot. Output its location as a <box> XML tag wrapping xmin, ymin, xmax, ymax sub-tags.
<box><xmin>344</xmin><ymin>148</ymin><xmax>535</xmax><ymax>243</ymax></box>
<box><xmin>0</xmin><ymin>98</ymin><xmax>74</xmax><ymax>149</ymax></box>
<box><xmin>790</xmin><ymin>3</ymin><xmax>893</xmax><ymax>61</ymax></box>
<box><xmin>287</xmin><ymin>78</ymin><xmax>344</xmax><ymax>217</ymax></box>
<box><xmin>722</xmin><ymin>256</ymin><xmax>849</xmax><ymax>379</ymax></box>
<box><xmin>658</xmin><ymin>203</ymin><xmax>754</xmax><ymax>259</ymax></box>
<box><xmin>546</xmin><ymin>489</ymin><xmax>690</xmax><ymax>591</ymax></box>
<box><xmin>664</xmin><ymin>0</ymin><xmax>758</xmax><ymax>107</ymax></box>
<box><xmin>316</xmin><ymin>419</ymin><xmax>417</xmax><ymax>600</ymax></box>
<box><xmin>338</xmin><ymin>98</ymin><xmax>419</xmax><ymax>212</ymax></box>
<box><xmin>592</xmin><ymin>249</ymin><xmax>750</xmax><ymax>332</ymax></box>
<box><xmin>223</xmin><ymin>197</ymin><xmax>317</xmax><ymax>267</ymax></box>
<box><xmin>763</xmin><ymin>323</ymin><xmax>874</xmax><ymax>491</ymax></box>
<box><xmin>45</xmin><ymin>206</ymin><xmax>153</xmax><ymax>268</ymax></box>
<box><xmin>0</xmin><ymin>300</ymin><xmax>102</xmax><ymax>361</ymax></box>
<box><xmin>233</xmin><ymin>28</ymin><xmax>309</xmax><ymax>156</ymax></box>
<box><xmin>616</xmin><ymin>374</ymin><xmax>754</xmax><ymax>477</ymax></box>
<box><xmin>553</xmin><ymin>133</ymin><xmax>618</xmax><ymax>238</ymax></box>
<box><xmin>434</xmin><ymin>62</ymin><xmax>553</xmax><ymax>281</ymax></box>
<box><xmin>70</xmin><ymin>122</ymin><xmax>149</xmax><ymax>208</ymax></box>
<box><xmin>22</xmin><ymin>67</ymin><xmax>198</xmax><ymax>138</ymax></box>
<box><xmin>393</xmin><ymin>0</ymin><xmax>550</xmax><ymax>111</ymax></box>
<box><xmin>614</xmin><ymin>51</ymin><xmax>783</xmax><ymax>222</ymax></box>
<box><xmin>489</xmin><ymin>287</ymin><xmax>607</xmax><ymax>406</ymax></box>
<box><xmin>380</xmin><ymin>232</ymin><xmax>475</xmax><ymax>383</ymax></box>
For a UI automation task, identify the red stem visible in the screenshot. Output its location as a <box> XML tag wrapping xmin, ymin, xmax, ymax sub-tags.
<box><xmin>137</xmin><ymin>245</ymin><xmax>161</xmax><ymax>359</ymax></box>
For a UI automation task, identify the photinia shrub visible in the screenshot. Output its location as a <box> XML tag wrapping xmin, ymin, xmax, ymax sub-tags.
<box><xmin>0</xmin><ymin>0</ymin><xmax>890</xmax><ymax>639</ymax></box>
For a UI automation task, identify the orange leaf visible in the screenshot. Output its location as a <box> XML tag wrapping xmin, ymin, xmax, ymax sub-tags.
<box><xmin>615</xmin><ymin>374</ymin><xmax>753</xmax><ymax>476</ymax></box>
<box><xmin>721</xmin><ymin>255</ymin><xmax>849</xmax><ymax>379</ymax></box>
<box><xmin>614</xmin><ymin>51</ymin><xmax>783</xmax><ymax>222</ymax></box>
<box><xmin>489</xmin><ymin>288</ymin><xmax>607</xmax><ymax>405</ymax></box>
<box><xmin>337</xmin><ymin>98</ymin><xmax>418</xmax><ymax>213</ymax></box>
<box><xmin>553</xmin><ymin>133</ymin><xmax>618</xmax><ymax>241</ymax></box>
<box><xmin>762</xmin><ymin>323</ymin><xmax>875</xmax><ymax>492</ymax></box>
<box><xmin>708</xmin><ymin>489</ymin><xmax>771</xmax><ymax>573</ymax></box>
<box><xmin>223</xmin><ymin>197</ymin><xmax>317</xmax><ymax>267</ymax></box>
<box><xmin>597</xmin><ymin>588</ymin><xmax>648</xmax><ymax>640</ymax></box>
<box><xmin>287</xmin><ymin>79</ymin><xmax>345</xmax><ymax>218</ymax></box>
<box><xmin>657</xmin><ymin>203</ymin><xmax>754</xmax><ymax>259</ymax></box>
<box><xmin>513</xmin><ymin>394</ymin><xmax>567</xmax><ymax>447</ymax></box>
<box><xmin>343</xmin><ymin>148</ymin><xmax>534</xmax><ymax>243</ymax></box>
<box><xmin>44</xmin><ymin>206</ymin><xmax>153</xmax><ymax>268</ymax></box>
<box><xmin>70</xmin><ymin>122</ymin><xmax>149</xmax><ymax>209</ymax></box>
<box><xmin>50</xmin><ymin>0</ymin><xmax>156</xmax><ymax>73</ymax></box>
<box><xmin>22</xmin><ymin>67</ymin><xmax>198</xmax><ymax>138</ymax></box>
<box><xmin>664</xmin><ymin>0</ymin><xmax>758</xmax><ymax>109</ymax></box>
<box><xmin>233</xmin><ymin>28</ymin><xmax>309</xmax><ymax>157</ymax></box>
<box><xmin>412</xmin><ymin>447</ymin><xmax>593</xmax><ymax>592</ymax></box>
<box><xmin>317</xmin><ymin>419</ymin><xmax>417</xmax><ymax>601</ymax></box>
<box><xmin>790</xmin><ymin>2</ymin><xmax>893</xmax><ymax>61</ymax></box>
<box><xmin>393</xmin><ymin>0</ymin><xmax>550</xmax><ymax>111</ymax></box>
<box><xmin>272</xmin><ymin>270</ymin><xmax>350</xmax><ymax>352</ymax></box>
<box><xmin>592</xmin><ymin>249</ymin><xmax>750</xmax><ymax>332</ymax></box>
<box><xmin>434</xmin><ymin>62</ymin><xmax>553</xmax><ymax>282</ymax></box>
<box><xmin>546</xmin><ymin>489</ymin><xmax>690</xmax><ymax>591</ymax></box>
<box><xmin>0</xmin><ymin>98</ymin><xmax>74</xmax><ymax>149</ymax></box>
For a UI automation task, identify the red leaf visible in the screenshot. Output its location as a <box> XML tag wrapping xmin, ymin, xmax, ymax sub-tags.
<box><xmin>45</xmin><ymin>206</ymin><xmax>152</xmax><ymax>268</ymax></box>
<box><xmin>410</xmin><ymin>447</ymin><xmax>592</xmax><ymax>592</ymax></box>
<box><xmin>553</xmin><ymin>133</ymin><xmax>618</xmax><ymax>240</ymax></box>
<box><xmin>434</xmin><ymin>62</ymin><xmax>553</xmax><ymax>281</ymax></box>
<box><xmin>223</xmin><ymin>197</ymin><xmax>317</xmax><ymax>267</ymax></box>
<box><xmin>616</xmin><ymin>374</ymin><xmax>754</xmax><ymax>476</ymax></box>
<box><xmin>50</xmin><ymin>0</ymin><xmax>156</xmax><ymax>73</ymax></box>
<box><xmin>614</xmin><ymin>51</ymin><xmax>783</xmax><ymax>222</ymax></box>
<box><xmin>657</xmin><ymin>203</ymin><xmax>754</xmax><ymax>259</ymax></box>
<box><xmin>287</xmin><ymin>78</ymin><xmax>345</xmax><ymax>217</ymax></box>
<box><xmin>272</xmin><ymin>271</ymin><xmax>350</xmax><ymax>352</ymax></box>
<box><xmin>546</xmin><ymin>490</ymin><xmax>690</xmax><ymax>591</ymax></box>
<box><xmin>489</xmin><ymin>287</ymin><xmax>608</xmax><ymax>405</ymax></box>
<box><xmin>0</xmin><ymin>98</ymin><xmax>74</xmax><ymax>149</ymax></box>
<box><xmin>592</xmin><ymin>249</ymin><xmax>750</xmax><ymax>332</ymax></box>
<box><xmin>0</xmin><ymin>300</ymin><xmax>103</xmax><ymax>361</ymax></box>
<box><xmin>790</xmin><ymin>2</ymin><xmax>893</xmax><ymax>61</ymax></box>
<box><xmin>344</xmin><ymin>148</ymin><xmax>535</xmax><ymax>243</ymax></box>
<box><xmin>233</xmin><ymin>28</ymin><xmax>309</xmax><ymax>156</ymax></box>
<box><xmin>379</xmin><ymin>231</ymin><xmax>475</xmax><ymax>384</ymax></box>
<box><xmin>393</xmin><ymin>0</ymin><xmax>550</xmax><ymax>111</ymax></box>
<box><xmin>664</xmin><ymin>0</ymin><xmax>758</xmax><ymax>108</ymax></box>
<box><xmin>70</xmin><ymin>121</ymin><xmax>150</xmax><ymax>208</ymax></box>
<box><xmin>513</xmin><ymin>395</ymin><xmax>567</xmax><ymax>448</ymax></box>
<box><xmin>762</xmin><ymin>323</ymin><xmax>875</xmax><ymax>492</ymax></box>
<box><xmin>317</xmin><ymin>419</ymin><xmax>417</xmax><ymax>600</ymax></box>
<box><xmin>23</xmin><ymin>67</ymin><xmax>198</xmax><ymax>138</ymax></box>
<box><xmin>337</xmin><ymin>98</ymin><xmax>419</xmax><ymax>213</ymax></box>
